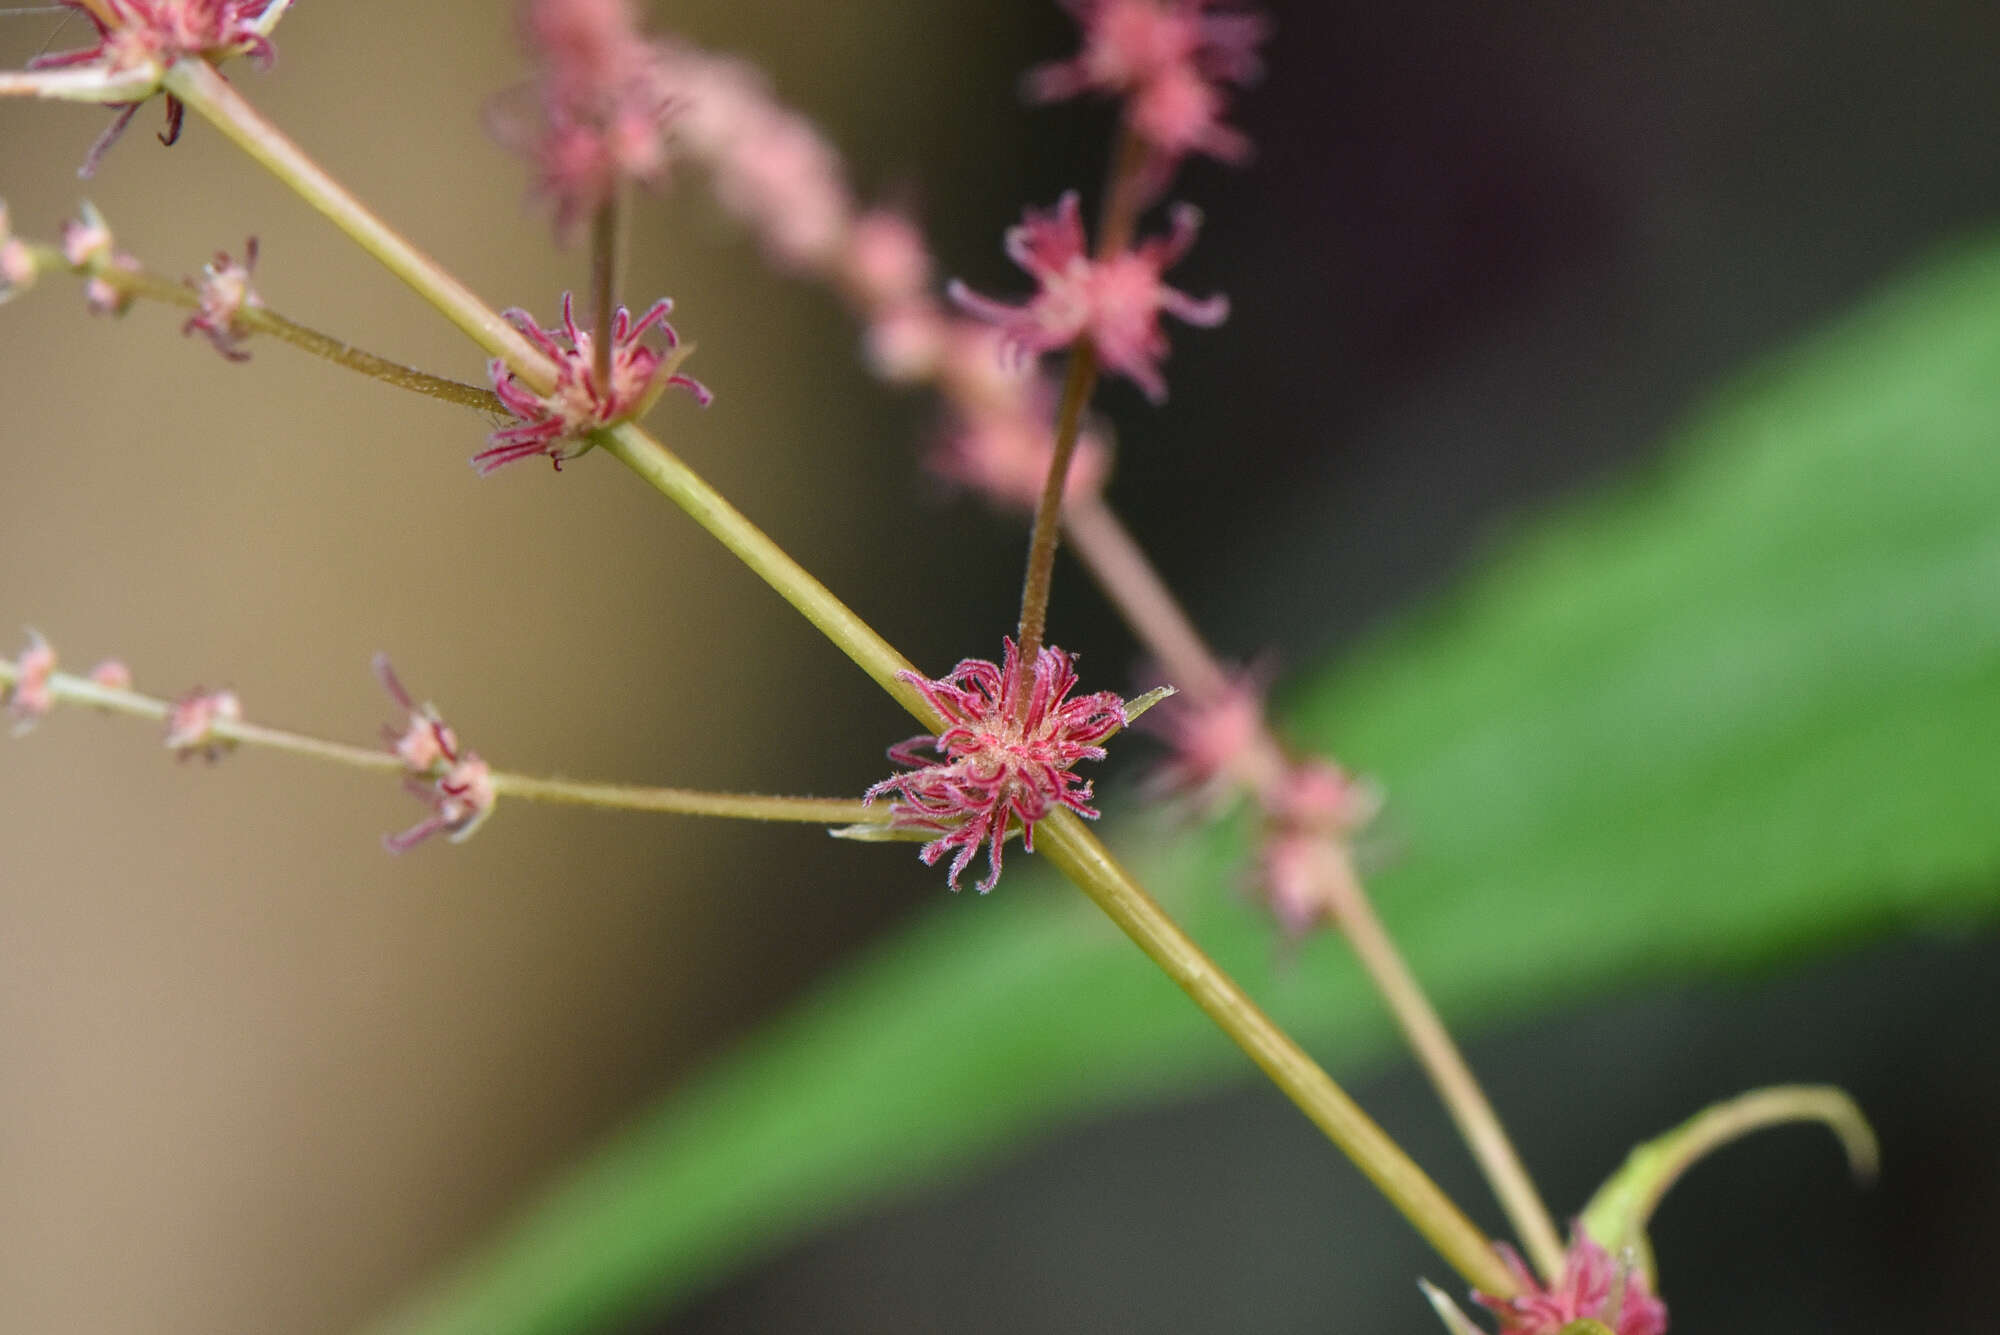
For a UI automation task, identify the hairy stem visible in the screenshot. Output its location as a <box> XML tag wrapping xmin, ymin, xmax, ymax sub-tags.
<box><xmin>1012</xmin><ymin>125</ymin><xmax>1148</xmax><ymax>702</ymax></box>
<box><xmin>164</xmin><ymin>60</ymin><xmax>555</xmax><ymax>387</ymax></box>
<box><xmin>0</xmin><ymin>658</ymin><xmax>884</xmax><ymax>824</ymax></box>
<box><xmin>1012</xmin><ymin>340</ymin><xmax>1098</xmax><ymax>686</ymax></box>
<box><xmin>588</xmin><ymin>193</ymin><xmax>621</xmax><ymax>391</ymax></box>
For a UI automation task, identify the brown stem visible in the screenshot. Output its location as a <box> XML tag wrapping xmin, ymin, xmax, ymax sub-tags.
<box><xmin>588</xmin><ymin>192</ymin><xmax>622</xmax><ymax>392</ymax></box>
<box><xmin>1012</xmin><ymin>340</ymin><xmax>1099</xmax><ymax>698</ymax></box>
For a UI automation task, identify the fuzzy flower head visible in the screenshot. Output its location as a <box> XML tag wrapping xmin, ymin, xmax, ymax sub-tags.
<box><xmin>60</xmin><ymin>201</ymin><xmax>139</xmax><ymax>315</ymax></box>
<box><xmin>164</xmin><ymin>686</ymin><xmax>241</xmax><ymax>761</ymax></box>
<box><xmin>371</xmin><ymin>656</ymin><xmax>494</xmax><ymax>851</ymax></box>
<box><xmin>1028</xmin><ymin>0</ymin><xmax>1267</xmax><ymax>168</ymax></box>
<box><xmin>494</xmin><ymin>0</ymin><xmax>676</xmax><ymax>241</ymax></box>
<box><xmin>479</xmin><ymin>292</ymin><xmax>711</xmax><ymax>475</ymax></box>
<box><xmin>866</xmin><ymin>639</ymin><xmax>1128</xmax><ymax>893</ymax></box>
<box><xmin>25</xmin><ymin>2</ymin><xmax>290</xmax><ymax>177</ymax></box>
<box><xmin>182</xmin><ymin>236</ymin><xmax>261</xmax><ymax>361</ymax></box>
<box><xmin>1474</xmin><ymin>1233</ymin><xmax>1669</xmax><ymax>1335</ymax></box>
<box><xmin>948</xmin><ymin>192</ymin><xmax>1228</xmax><ymax>403</ymax></box>
<box><xmin>1142</xmin><ymin>672</ymin><xmax>1273</xmax><ymax>813</ymax></box>
<box><xmin>4</xmin><ymin>631</ymin><xmax>58</xmax><ymax>735</ymax></box>
<box><xmin>930</xmin><ymin>406</ymin><xmax>1113</xmax><ymax>515</ymax></box>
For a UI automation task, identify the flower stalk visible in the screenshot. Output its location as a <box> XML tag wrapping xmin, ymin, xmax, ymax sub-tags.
<box><xmin>160</xmin><ymin>60</ymin><xmax>1521</xmax><ymax>1299</ymax></box>
<box><xmin>0</xmin><ymin>653</ymin><xmax>884</xmax><ymax>826</ymax></box>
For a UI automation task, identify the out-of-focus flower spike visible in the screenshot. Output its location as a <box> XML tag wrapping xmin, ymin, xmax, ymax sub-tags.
<box><xmin>1025</xmin><ymin>0</ymin><xmax>1269</xmax><ymax>173</ymax></box>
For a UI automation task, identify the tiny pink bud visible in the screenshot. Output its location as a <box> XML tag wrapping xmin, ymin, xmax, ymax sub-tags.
<box><xmin>1141</xmin><ymin>673</ymin><xmax>1272</xmax><ymax>813</ymax></box>
<box><xmin>370</xmin><ymin>654</ymin><xmax>496</xmax><ymax>850</ymax></box>
<box><xmin>61</xmin><ymin>203</ymin><xmax>114</xmax><ymax>268</ymax></box>
<box><xmin>866</xmin><ymin>638</ymin><xmax>1128</xmax><ymax>893</ymax></box>
<box><xmin>164</xmin><ymin>687</ymin><xmax>242</xmax><ymax>761</ymax></box>
<box><xmin>86</xmin><ymin>658</ymin><xmax>133</xmax><ymax>691</ymax></box>
<box><xmin>182</xmin><ymin>237</ymin><xmax>262</xmax><ymax>362</ymax></box>
<box><xmin>479</xmin><ymin>292</ymin><xmax>711</xmax><ymax>474</ymax></box>
<box><xmin>5</xmin><ymin>631</ymin><xmax>58</xmax><ymax>735</ymax></box>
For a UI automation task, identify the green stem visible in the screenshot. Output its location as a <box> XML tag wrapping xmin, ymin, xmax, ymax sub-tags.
<box><xmin>163</xmin><ymin>60</ymin><xmax>555</xmax><ymax>387</ymax></box>
<box><xmin>1035</xmin><ymin>812</ymin><xmax>1516</xmax><ymax>1296</ymax></box>
<box><xmin>32</xmin><ymin>245</ymin><xmax>500</xmax><ymax>413</ymax></box>
<box><xmin>0</xmin><ymin>658</ymin><xmax>883</xmax><ymax>825</ymax></box>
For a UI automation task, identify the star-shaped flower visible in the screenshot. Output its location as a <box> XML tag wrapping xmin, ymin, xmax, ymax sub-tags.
<box><xmin>866</xmin><ymin>638</ymin><xmax>1128</xmax><ymax>893</ymax></box>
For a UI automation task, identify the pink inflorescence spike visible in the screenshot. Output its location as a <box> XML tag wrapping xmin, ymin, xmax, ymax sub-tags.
<box><xmin>866</xmin><ymin>639</ymin><xmax>1128</xmax><ymax>893</ymax></box>
<box><xmin>478</xmin><ymin>291</ymin><xmax>710</xmax><ymax>474</ymax></box>
<box><xmin>948</xmin><ymin>191</ymin><xmax>1228</xmax><ymax>403</ymax></box>
<box><xmin>1027</xmin><ymin>0</ymin><xmax>1268</xmax><ymax>172</ymax></box>
<box><xmin>1473</xmin><ymin>1232</ymin><xmax>1669</xmax><ymax>1335</ymax></box>
<box><xmin>494</xmin><ymin>0</ymin><xmax>679</xmax><ymax>241</ymax></box>
<box><xmin>372</xmin><ymin>655</ymin><xmax>495</xmax><ymax>851</ymax></box>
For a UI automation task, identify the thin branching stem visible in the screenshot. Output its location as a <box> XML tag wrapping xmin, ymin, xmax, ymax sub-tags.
<box><xmin>0</xmin><ymin>657</ymin><xmax>884</xmax><ymax>825</ymax></box>
<box><xmin>167</xmin><ymin>68</ymin><xmax>1520</xmax><ymax>1297</ymax></box>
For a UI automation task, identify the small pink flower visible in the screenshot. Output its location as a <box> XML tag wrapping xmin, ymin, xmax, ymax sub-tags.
<box><xmin>369</xmin><ymin>655</ymin><xmax>496</xmax><ymax>850</ymax></box>
<box><xmin>479</xmin><ymin>292</ymin><xmax>711</xmax><ymax>475</ymax></box>
<box><xmin>1141</xmin><ymin>673</ymin><xmax>1273</xmax><ymax>812</ymax></box>
<box><xmin>1258</xmin><ymin>830</ymin><xmax>1340</xmax><ymax>938</ymax></box>
<box><xmin>372</xmin><ymin>653</ymin><xmax>459</xmax><ymax>774</ymax></box>
<box><xmin>29</xmin><ymin>1</ymin><xmax>285</xmax><ymax>177</ymax></box>
<box><xmin>929</xmin><ymin>408</ymin><xmax>1113</xmax><ymax>514</ymax></box>
<box><xmin>1267</xmin><ymin>757</ymin><xmax>1380</xmax><ymax>837</ymax></box>
<box><xmin>5</xmin><ymin>631</ymin><xmax>58</xmax><ymax>735</ymax></box>
<box><xmin>60</xmin><ymin>203</ymin><xmax>139</xmax><ymax>315</ymax></box>
<box><xmin>182</xmin><ymin>237</ymin><xmax>261</xmax><ymax>362</ymax></box>
<box><xmin>1474</xmin><ymin>1233</ymin><xmax>1669</xmax><ymax>1335</ymax></box>
<box><xmin>387</xmin><ymin>754</ymin><xmax>498</xmax><ymax>853</ymax></box>
<box><xmin>87</xmin><ymin>659</ymin><xmax>133</xmax><ymax>690</ymax></box>
<box><xmin>1027</xmin><ymin>0</ymin><xmax>1267</xmax><ymax>167</ymax></box>
<box><xmin>948</xmin><ymin>192</ymin><xmax>1228</xmax><ymax>403</ymax></box>
<box><xmin>866</xmin><ymin>638</ymin><xmax>1128</xmax><ymax>893</ymax></box>
<box><xmin>164</xmin><ymin>686</ymin><xmax>241</xmax><ymax>761</ymax></box>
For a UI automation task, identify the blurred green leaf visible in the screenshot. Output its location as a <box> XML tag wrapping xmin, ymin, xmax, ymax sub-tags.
<box><xmin>369</xmin><ymin>238</ymin><xmax>2000</xmax><ymax>1335</ymax></box>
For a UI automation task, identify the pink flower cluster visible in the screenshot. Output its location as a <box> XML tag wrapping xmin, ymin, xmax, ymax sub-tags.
<box><xmin>182</xmin><ymin>237</ymin><xmax>262</xmax><ymax>362</ymax></box>
<box><xmin>5</xmin><ymin>632</ymin><xmax>134</xmax><ymax>735</ymax></box>
<box><xmin>498</xmin><ymin>0</ymin><xmax>677</xmax><ymax>241</ymax></box>
<box><xmin>948</xmin><ymin>191</ymin><xmax>1228</xmax><ymax>403</ymax></box>
<box><xmin>1144</xmin><ymin>673</ymin><xmax>1378</xmax><ymax>937</ymax></box>
<box><xmin>374</xmin><ymin>655</ymin><xmax>495</xmax><ymax>852</ymax></box>
<box><xmin>164</xmin><ymin>686</ymin><xmax>241</xmax><ymax>761</ymax></box>
<box><xmin>30</xmin><ymin>1</ymin><xmax>283</xmax><ymax>176</ymax></box>
<box><xmin>1474</xmin><ymin>1233</ymin><xmax>1669</xmax><ymax>1335</ymax></box>
<box><xmin>1028</xmin><ymin>0</ymin><xmax>1269</xmax><ymax>174</ymax></box>
<box><xmin>60</xmin><ymin>202</ymin><xmax>139</xmax><ymax>316</ymax></box>
<box><xmin>480</xmin><ymin>291</ymin><xmax>711</xmax><ymax>475</ymax></box>
<box><xmin>867</xmin><ymin>639</ymin><xmax>1128</xmax><ymax>893</ymax></box>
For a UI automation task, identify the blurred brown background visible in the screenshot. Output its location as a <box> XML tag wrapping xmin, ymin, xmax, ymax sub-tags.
<box><xmin>7</xmin><ymin>2</ymin><xmax>2000</xmax><ymax>1333</ymax></box>
<box><xmin>0</xmin><ymin>2</ymin><xmax>1021</xmax><ymax>1331</ymax></box>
